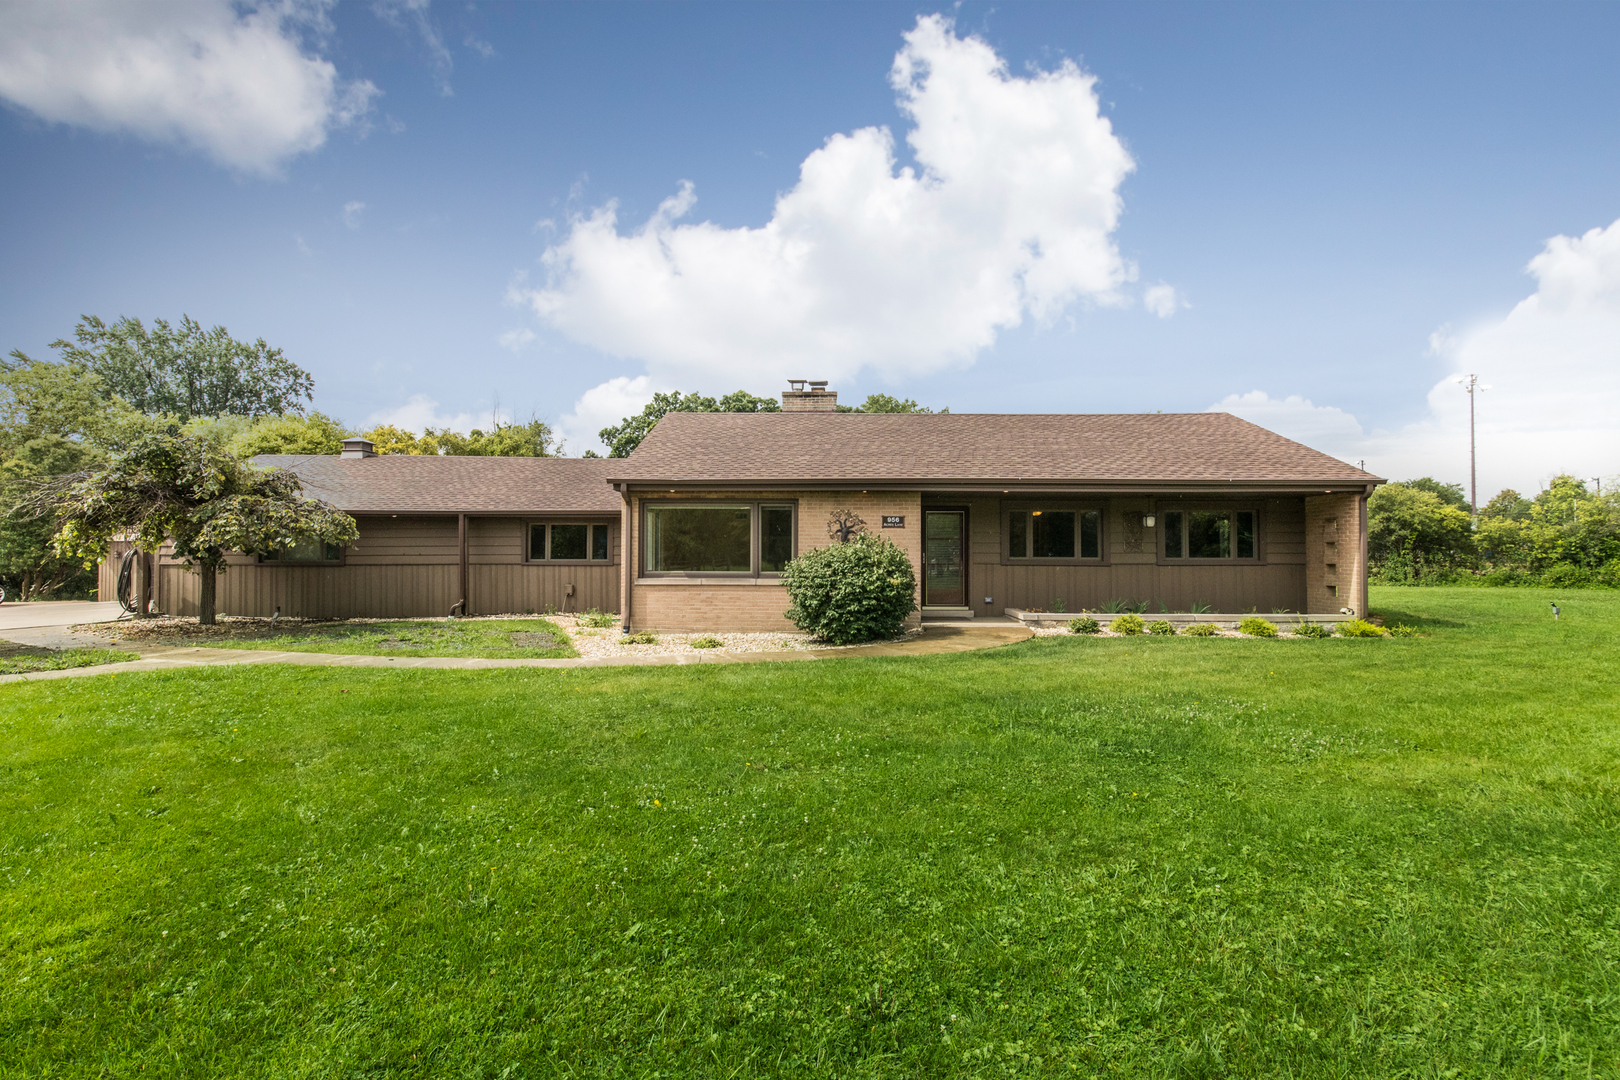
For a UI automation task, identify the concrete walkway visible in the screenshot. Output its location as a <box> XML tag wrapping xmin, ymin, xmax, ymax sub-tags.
<box><xmin>0</xmin><ymin>600</ymin><xmax>124</xmax><ymax>649</ymax></box>
<box><xmin>0</xmin><ymin>623</ymin><xmax>1033</xmax><ymax>685</ymax></box>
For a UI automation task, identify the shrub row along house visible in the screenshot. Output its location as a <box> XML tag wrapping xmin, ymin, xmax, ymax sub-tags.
<box><xmin>104</xmin><ymin>384</ymin><xmax>1383</xmax><ymax>628</ymax></box>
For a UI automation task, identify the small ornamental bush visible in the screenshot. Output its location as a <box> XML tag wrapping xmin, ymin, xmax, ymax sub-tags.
<box><xmin>1146</xmin><ymin>620</ymin><xmax>1176</xmax><ymax>636</ymax></box>
<box><xmin>1182</xmin><ymin>622</ymin><xmax>1218</xmax><ymax>637</ymax></box>
<box><xmin>1292</xmin><ymin>622</ymin><xmax>1332</xmax><ymax>639</ymax></box>
<box><xmin>690</xmin><ymin>635</ymin><xmax>724</xmax><ymax>649</ymax></box>
<box><xmin>1109</xmin><ymin>613</ymin><xmax>1146</xmax><ymax>636</ymax></box>
<box><xmin>1336</xmin><ymin>618</ymin><xmax>1385</xmax><ymax>638</ymax></box>
<box><xmin>579</xmin><ymin>610</ymin><xmax>616</xmax><ymax>628</ymax></box>
<box><xmin>622</xmin><ymin>631</ymin><xmax>659</xmax><ymax>645</ymax></box>
<box><xmin>1388</xmin><ymin>624</ymin><xmax>1419</xmax><ymax>638</ymax></box>
<box><xmin>1238</xmin><ymin>617</ymin><xmax>1278</xmax><ymax>638</ymax></box>
<box><xmin>1067</xmin><ymin>615</ymin><xmax>1101</xmax><ymax>635</ymax></box>
<box><xmin>782</xmin><ymin>531</ymin><xmax>918</xmax><ymax>645</ymax></box>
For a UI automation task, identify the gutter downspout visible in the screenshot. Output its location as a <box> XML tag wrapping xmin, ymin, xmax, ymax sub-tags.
<box><xmin>619</xmin><ymin>485</ymin><xmax>633</xmax><ymax>632</ymax></box>
<box><xmin>458</xmin><ymin>512</ymin><xmax>469</xmax><ymax>616</ymax></box>
<box><xmin>1359</xmin><ymin>487</ymin><xmax>1371</xmax><ymax>618</ymax></box>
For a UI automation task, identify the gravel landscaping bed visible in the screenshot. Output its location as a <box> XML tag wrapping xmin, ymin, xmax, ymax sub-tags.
<box><xmin>1031</xmin><ymin>625</ymin><xmax>1320</xmax><ymax>639</ymax></box>
<box><xmin>551</xmin><ymin>614</ymin><xmax>922</xmax><ymax>657</ymax></box>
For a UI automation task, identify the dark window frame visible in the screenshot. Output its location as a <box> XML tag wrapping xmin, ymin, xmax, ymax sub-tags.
<box><xmin>258</xmin><ymin>540</ymin><xmax>345</xmax><ymax>566</ymax></box>
<box><xmin>1155</xmin><ymin>503</ymin><xmax>1265</xmax><ymax>565</ymax></box>
<box><xmin>524</xmin><ymin>520</ymin><xmax>616</xmax><ymax>565</ymax></box>
<box><xmin>1000</xmin><ymin>502</ymin><xmax>1109</xmax><ymax>565</ymax></box>
<box><xmin>638</xmin><ymin>499</ymin><xmax>798</xmax><ymax>578</ymax></box>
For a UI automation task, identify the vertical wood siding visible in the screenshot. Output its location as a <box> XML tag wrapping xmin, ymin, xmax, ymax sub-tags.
<box><xmin>956</xmin><ymin>495</ymin><xmax>1309</xmax><ymax>615</ymax></box>
<box><xmin>147</xmin><ymin>514</ymin><xmax>619</xmax><ymax>618</ymax></box>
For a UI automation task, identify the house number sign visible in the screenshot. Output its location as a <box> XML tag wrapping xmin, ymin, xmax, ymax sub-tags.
<box><xmin>881</xmin><ymin>515</ymin><xmax>905</xmax><ymax>528</ymax></box>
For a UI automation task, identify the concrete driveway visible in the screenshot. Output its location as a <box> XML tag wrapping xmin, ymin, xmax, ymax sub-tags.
<box><xmin>0</xmin><ymin>600</ymin><xmax>124</xmax><ymax>649</ymax></box>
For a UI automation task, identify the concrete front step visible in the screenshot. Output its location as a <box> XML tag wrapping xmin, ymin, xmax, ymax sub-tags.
<box><xmin>921</xmin><ymin>606</ymin><xmax>975</xmax><ymax>620</ymax></box>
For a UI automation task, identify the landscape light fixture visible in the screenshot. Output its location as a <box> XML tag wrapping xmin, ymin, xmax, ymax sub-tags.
<box><xmin>1454</xmin><ymin>375</ymin><xmax>1491</xmax><ymax>516</ymax></box>
<box><xmin>1551</xmin><ymin>602</ymin><xmax>1561</xmax><ymax>621</ymax></box>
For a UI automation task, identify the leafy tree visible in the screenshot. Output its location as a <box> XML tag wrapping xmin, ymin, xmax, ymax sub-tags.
<box><xmin>0</xmin><ymin>354</ymin><xmax>139</xmax><ymax>598</ymax></box>
<box><xmin>836</xmin><ymin>394</ymin><xmax>945</xmax><ymax>414</ymax></box>
<box><xmin>225</xmin><ymin>412</ymin><xmax>352</xmax><ymax>457</ymax></box>
<box><xmin>0</xmin><ymin>436</ymin><xmax>100</xmax><ymax>599</ymax></box>
<box><xmin>598</xmin><ymin>391</ymin><xmax>780</xmax><ymax>458</ymax></box>
<box><xmin>357</xmin><ymin>424</ymin><xmax>420</xmax><ymax>456</ymax></box>
<box><xmin>1527</xmin><ymin>476</ymin><xmax>1620</xmax><ymax>570</ymax></box>
<box><xmin>32</xmin><ymin>427</ymin><xmax>357</xmax><ymax>624</ymax></box>
<box><xmin>358</xmin><ymin>417</ymin><xmax>560</xmax><ymax>457</ymax></box>
<box><xmin>1479</xmin><ymin>489</ymin><xmax>1532</xmax><ymax>522</ymax></box>
<box><xmin>1402</xmin><ymin>477</ymin><xmax>1469</xmax><ymax>511</ymax></box>
<box><xmin>29</xmin><ymin>315</ymin><xmax>314</xmax><ymax>420</ymax></box>
<box><xmin>781</xmin><ymin>530</ymin><xmax>917</xmax><ymax>644</ymax></box>
<box><xmin>1</xmin><ymin>351</ymin><xmax>137</xmax><ymax>453</ymax></box>
<box><xmin>1367</xmin><ymin>481</ymin><xmax>1475</xmax><ymax>581</ymax></box>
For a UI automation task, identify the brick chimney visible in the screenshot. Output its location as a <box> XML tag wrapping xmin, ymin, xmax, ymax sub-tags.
<box><xmin>340</xmin><ymin>437</ymin><xmax>377</xmax><ymax>459</ymax></box>
<box><xmin>782</xmin><ymin>380</ymin><xmax>838</xmax><ymax>412</ymax></box>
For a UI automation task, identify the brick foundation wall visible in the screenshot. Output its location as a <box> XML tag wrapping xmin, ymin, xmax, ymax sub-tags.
<box><xmin>626</xmin><ymin>491</ymin><xmax>923</xmax><ymax>632</ymax></box>
<box><xmin>1304</xmin><ymin>492</ymin><xmax>1368</xmax><ymax>615</ymax></box>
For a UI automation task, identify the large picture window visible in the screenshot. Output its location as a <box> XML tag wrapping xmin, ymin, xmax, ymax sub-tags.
<box><xmin>1006</xmin><ymin>508</ymin><xmax>1102</xmax><ymax>560</ymax></box>
<box><xmin>643</xmin><ymin>502</ymin><xmax>796</xmax><ymax>576</ymax></box>
<box><xmin>1162</xmin><ymin>509</ymin><xmax>1258</xmax><ymax>561</ymax></box>
<box><xmin>529</xmin><ymin>522</ymin><xmax>612</xmax><ymax>562</ymax></box>
<box><xmin>262</xmin><ymin>539</ymin><xmax>343</xmax><ymax>564</ymax></box>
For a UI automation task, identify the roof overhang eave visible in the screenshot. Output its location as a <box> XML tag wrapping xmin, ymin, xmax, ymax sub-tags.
<box><xmin>612</xmin><ymin>478</ymin><xmax>1385</xmax><ymax>495</ymax></box>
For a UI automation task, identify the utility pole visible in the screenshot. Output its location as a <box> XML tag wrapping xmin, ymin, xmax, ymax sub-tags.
<box><xmin>1455</xmin><ymin>375</ymin><xmax>1489</xmax><ymax>518</ymax></box>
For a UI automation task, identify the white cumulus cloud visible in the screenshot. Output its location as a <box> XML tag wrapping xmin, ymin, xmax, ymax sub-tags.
<box><xmin>558</xmin><ymin>375</ymin><xmax>662</xmax><ymax>456</ymax></box>
<box><xmin>364</xmin><ymin>394</ymin><xmax>478</xmax><ymax>435</ymax></box>
<box><xmin>1213</xmin><ymin>216</ymin><xmax>1620</xmax><ymax>496</ymax></box>
<box><xmin>0</xmin><ymin>0</ymin><xmax>379</xmax><ymax>176</ymax></box>
<box><xmin>516</xmin><ymin>14</ymin><xmax>1137</xmax><ymax>387</ymax></box>
<box><xmin>1143</xmin><ymin>283</ymin><xmax>1183</xmax><ymax>318</ymax></box>
<box><xmin>497</xmin><ymin>328</ymin><xmax>535</xmax><ymax>352</ymax></box>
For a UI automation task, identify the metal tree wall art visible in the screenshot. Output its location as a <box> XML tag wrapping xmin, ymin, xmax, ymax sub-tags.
<box><xmin>827</xmin><ymin>509</ymin><xmax>867</xmax><ymax>544</ymax></box>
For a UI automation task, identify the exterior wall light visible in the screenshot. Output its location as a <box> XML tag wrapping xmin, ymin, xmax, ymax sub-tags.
<box><xmin>1142</xmin><ymin>514</ymin><xmax>1156</xmax><ymax>528</ymax></box>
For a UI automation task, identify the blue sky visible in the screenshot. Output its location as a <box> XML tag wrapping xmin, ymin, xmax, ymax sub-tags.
<box><xmin>2</xmin><ymin>1</ymin><xmax>1617</xmax><ymax>493</ymax></box>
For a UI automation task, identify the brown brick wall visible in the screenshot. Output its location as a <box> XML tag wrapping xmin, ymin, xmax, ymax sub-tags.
<box><xmin>627</xmin><ymin>491</ymin><xmax>923</xmax><ymax>632</ymax></box>
<box><xmin>1304</xmin><ymin>492</ymin><xmax>1368</xmax><ymax>615</ymax></box>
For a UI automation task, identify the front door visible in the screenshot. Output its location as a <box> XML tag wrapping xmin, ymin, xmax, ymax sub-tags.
<box><xmin>923</xmin><ymin>510</ymin><xmax>966</xmax><ymax>607</ymax></box>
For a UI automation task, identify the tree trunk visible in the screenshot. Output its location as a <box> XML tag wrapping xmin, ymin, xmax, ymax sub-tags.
<box><xmin>198</xmin><ymin>561</ymin><xmax>218</xmax><ymax>625</ymax></box>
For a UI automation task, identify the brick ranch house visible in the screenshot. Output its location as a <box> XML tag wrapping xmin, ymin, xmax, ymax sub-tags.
<box><xmin>107</xmin><ymin>385</ymin><xmax>1383</xmax><ymax>626</ymax></box>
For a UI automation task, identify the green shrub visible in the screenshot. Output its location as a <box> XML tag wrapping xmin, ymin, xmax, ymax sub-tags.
<box><xmin>690</xmin><ymin>635</ymin><xmax>723</xmax><ymax>649</ymax></box>
<box><xmin>1238</xmin><ymin>617</ymin><xmax>1278</xmax><ymax>638</ymax></box>
<box><xmin>1182</xmin><ymin>622</ymin><xmax>1218</xmax><ymax>637</ymax></box>
<box><xmin>1388</xmin><ymin>624</ymin><xmax>1419</xmax><ymax>638</ymax></box>
<box><xmin>1109</xmin><ymin>613</ymin><xmax>1145</xmax><ymax>636</ymax></box>
<box><xmin>623</xmin><ymin>631</ymin><xmax>658</xmax><ymax>645</ymax></box>
<box><xmin>1291</xmin><ymin>622</ymin><xmax>1332</xmax><ymax>639</ymax></box>
<box><xmin>1146</xmin><ymin>620</ymin><xmax>1176</xmax><ymax>636</ymax></box>
<box><xmin>579</xmin><ymin>609</ymin><xmax>616</xmax><ymax>628</ymax></box>
<box><xmin>1543</xmin><ymin>564</ymin><xmax>1593</xmax><ymax>588</ymax></box>
<box><xmin>781</xmin><ymin>532</ymin><xmax>917</xmax><ymax>645</ymax></box>
<box><xmin>1067</xmin><ymin>616</ymin><xmax>1101</xmax><ymax>635</ymax></box>
<box><xmin>1336</xmin><ymin>618</ymin><xmax>1384</xmax><ymax>638</ymax></box>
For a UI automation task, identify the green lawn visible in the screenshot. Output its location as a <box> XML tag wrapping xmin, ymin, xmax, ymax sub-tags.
<box><xmin>123</xmin><ymin>616</ymin><xmax>577</xmax><ymax>659</ymax></box>
<box><xmin>1</xmin><ymin>587</ymin><xmax>1616</xmax><ymax>1077</ymax></box>
<box><xmin>0</xmin><ymin>645</ymin><xmax>133</xmax><ymax>676</ymax></box>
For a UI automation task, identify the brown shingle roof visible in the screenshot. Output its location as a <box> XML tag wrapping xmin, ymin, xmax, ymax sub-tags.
<box><xmin>608</xmin><ymin>412</ymin><xmax>1383</xmax><ymax>488</ymax></box>
<box><xmin>252</xmin><ymin>455</ymin><xmax>623</xmax><ymax>514</ymax></box>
